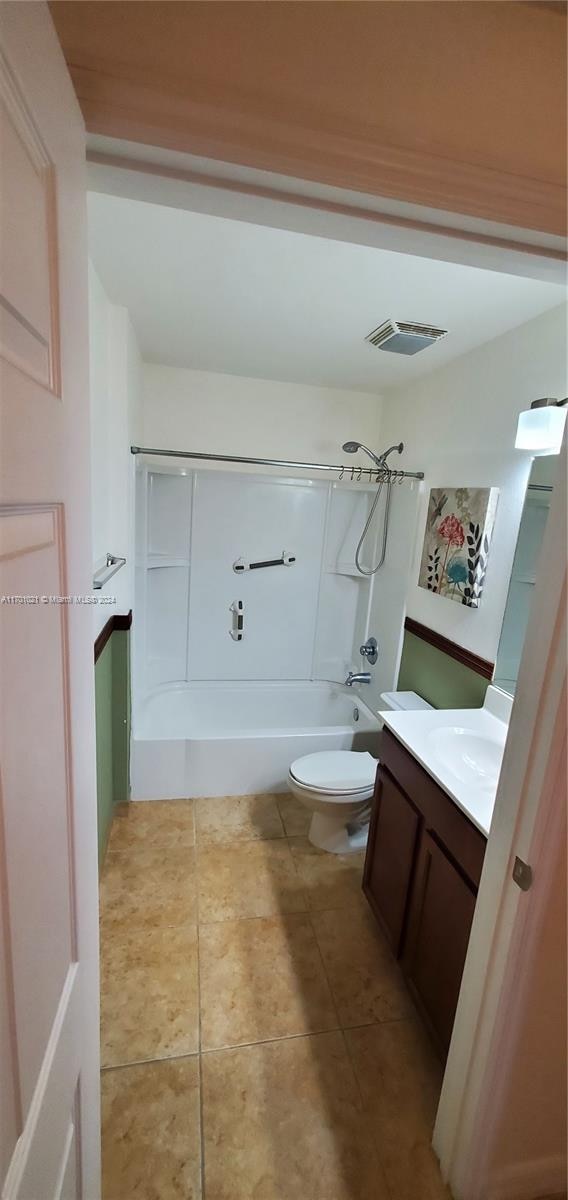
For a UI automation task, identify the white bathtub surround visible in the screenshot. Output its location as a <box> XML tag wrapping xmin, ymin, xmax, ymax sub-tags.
<box><xmin>134</xmin><ymin>462</ymin><xmax>386</xmax><ymax>694</ymax></box>
<box><xmin>131</xmin><ymin>681</ymin><xmax>380</xmax><ymax>799</ymax></box>
<box><xmin>379</xmin><ymin>685</ymin><xmax>513</xmax><ymax>836</ymax></box>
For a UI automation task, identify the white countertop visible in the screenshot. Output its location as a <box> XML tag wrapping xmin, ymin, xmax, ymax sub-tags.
<box><xmin>378</xmin><ymin>686</ymin><xmax>512</xmax><ymax>837</ymax></box>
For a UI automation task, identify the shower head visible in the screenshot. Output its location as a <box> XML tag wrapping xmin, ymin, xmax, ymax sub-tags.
<box><xmin>341</xmin><ymin>440</ymin><xmax>404</xmax><ymax>469</ymax></box>
<box><xmin>342</xmin><ymin>440</ymin><xmax>382</xmax><ymax>468</ymax></box>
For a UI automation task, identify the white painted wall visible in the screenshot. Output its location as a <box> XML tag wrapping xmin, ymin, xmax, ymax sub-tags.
<box><xmin>364</xmin><ymin>304</ymin><xmax>568</xmax><ymax>708</ymax></box>
<box><xmin>141</xmin><ymin>363</ymin><xmax>383</xmax><ymax>468</ymax></box>
<box><xmin>89</xmin><ymin>262</ymin><xmax>142</xmax><ymax>636</ymax></box>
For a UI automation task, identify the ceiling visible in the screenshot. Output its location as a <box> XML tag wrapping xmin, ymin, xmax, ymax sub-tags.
<box><xmin>88</xmin><ymin>191</ymin><xmax>565</xmax><ymax>393</ymax></box>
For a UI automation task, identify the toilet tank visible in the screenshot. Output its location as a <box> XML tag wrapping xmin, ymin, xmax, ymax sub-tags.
<box><xmin>380</xmin><ymin>690</ymin><xmax>433</xmax><ymax>711</ymax></box>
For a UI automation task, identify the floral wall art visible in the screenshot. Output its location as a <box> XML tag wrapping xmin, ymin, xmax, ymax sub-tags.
<box><xmin>418</xmin><ymin>487</ymin><xmax>499</xmax><ymax>608</ymax></box>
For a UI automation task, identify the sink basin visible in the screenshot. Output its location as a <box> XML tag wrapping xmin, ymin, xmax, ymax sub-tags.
<box><xmin>379</xmin><ymin>687</ymin><xmax>513</xmax><ymax>834</ymax></box>
<box><xmin>428</xmin><ymin>726</ymin><xmax>504</xmax><ymax>789</ymax></box>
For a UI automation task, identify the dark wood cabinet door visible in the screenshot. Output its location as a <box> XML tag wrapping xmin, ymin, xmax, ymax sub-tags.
<box><xmin>403</xmin><ymin>830</ymin><xmax>477</xmax><ymax>1059</ymax></box>
<box><xmin>363</xmin><ymin>767</ymin><xmax>421</xmax><ymax>956</ymax></box>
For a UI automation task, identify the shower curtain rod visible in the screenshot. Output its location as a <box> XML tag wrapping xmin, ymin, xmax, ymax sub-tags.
<box><xmin>130</xmin><ymin>445</ymin><xmax>425</xmax><ymax>481</ymax></box>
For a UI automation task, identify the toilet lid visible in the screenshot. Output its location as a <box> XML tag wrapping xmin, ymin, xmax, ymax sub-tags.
<box><xmin>289</xmin><ymin>750</ymin><xmax>377</xmax><ymax>793</ymax></box>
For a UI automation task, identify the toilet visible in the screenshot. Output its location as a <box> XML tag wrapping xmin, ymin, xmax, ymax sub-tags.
<box><xmin>288</xmin><ymin>690</ymin><xmax>432</xmax><ymax>854</ymax></box>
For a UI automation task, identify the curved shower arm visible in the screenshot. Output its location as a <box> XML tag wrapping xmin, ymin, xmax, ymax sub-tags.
<box><xmin>376</xmin><ymin>442</ymin><xmax>404</xmax><ymax>469</ymax></box>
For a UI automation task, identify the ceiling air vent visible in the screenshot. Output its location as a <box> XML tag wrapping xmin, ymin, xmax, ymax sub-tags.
<box><xmin>365</xmin><ymin>319</ymin><xmax>448</xmax><ymax>356</ymax></box>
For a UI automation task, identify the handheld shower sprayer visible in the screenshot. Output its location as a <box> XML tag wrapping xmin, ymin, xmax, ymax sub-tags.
<box><xmin>342</xmin><ymin>441</ymin><xmax>403</xmax><ymax>470</ymax></box>
<box><xmin>340</xmin><ymin>439</ymin><xmax>404</xmax><ymax>574</ymax></box>
<box><xmin>342</xmin><ymin>440</ymin><xmax>382</xmax><ymax>468</ymax></box>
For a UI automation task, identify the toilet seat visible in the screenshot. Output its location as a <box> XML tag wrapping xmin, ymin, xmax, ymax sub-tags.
<box><xmin>289</xmin><ymin>777</ymin><xmax>373</xmax><ymax>804</ymax></box>
<box><xmin>288</xmin><ymin>771</ymin><xmax>372</xmax><ymax>798</ymax></box>
<box><xmin>289</xmin><ymin>750</ymin><xmax>376</xmax><ymax>794</ymax></box>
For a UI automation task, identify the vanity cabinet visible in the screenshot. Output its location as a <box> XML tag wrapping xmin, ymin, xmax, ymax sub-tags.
<box><xmin>363</xmin><ymin>771</ymin><xmax>421</xmax><ymax>956</ymax></box>
<box><xmin>402</xmin><ymin>830</ymin><xmax>477</xmax><ymax>1055</ymax></box>
<box><xmin>363</xmin><ymin>728</ymin><xmax>486</xmax><ymax>1059</ymax></box>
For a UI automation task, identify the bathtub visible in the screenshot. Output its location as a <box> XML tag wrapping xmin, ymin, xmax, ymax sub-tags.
<box><xmin>130</xmin><ymin>680</ymin><xmax>380</xmax><ymax>799</ymax></box>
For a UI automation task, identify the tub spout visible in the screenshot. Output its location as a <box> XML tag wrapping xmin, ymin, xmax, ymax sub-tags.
<box><xmin>345</xmin><ymin>671</ymin><xmax>371</xmax><ymax>687</ymax></box>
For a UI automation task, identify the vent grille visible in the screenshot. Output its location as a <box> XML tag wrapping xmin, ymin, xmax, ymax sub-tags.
<box><xmin>365</xmin><ymin>319</ymin><xmax>448</xmax><ymax>352</ymax></box>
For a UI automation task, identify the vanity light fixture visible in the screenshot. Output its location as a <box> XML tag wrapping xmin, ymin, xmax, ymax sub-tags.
<box><xmin>515</xmin><ymin>397</ymin><xmax>568</xmax><ymax>455</ymax></box>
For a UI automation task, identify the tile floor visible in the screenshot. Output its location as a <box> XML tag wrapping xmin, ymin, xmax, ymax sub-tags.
<box><xmin>100</xmin><ymin>794</ymin><xmax>451</xmax><ymax>1200</ymax></box>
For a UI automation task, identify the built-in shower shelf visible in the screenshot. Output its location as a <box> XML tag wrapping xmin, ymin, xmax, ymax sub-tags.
<box><xmin>146</xmin><ymin>555</ymin><xmax>190</xmax><ymax>570</ymax></box>
<box><xmin>326</xmin><ymin>560</ymin><xmax>367</xmax><ymax>578</ymax></box>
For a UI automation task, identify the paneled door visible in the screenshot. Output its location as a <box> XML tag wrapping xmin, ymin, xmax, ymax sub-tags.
<box><xmin>0</xmin><ymin>5</ymin><xmax>99</xmax><ymax>1198</ymax></box>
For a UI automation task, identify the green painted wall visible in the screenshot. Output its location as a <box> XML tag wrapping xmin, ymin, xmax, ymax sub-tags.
<box><xmin>398</xmin><ymin>631</ymin><xmax>489</xmax><ymax>710</ymax></box>
<box><xmin>111</xmin><ymin>630</ymin><xmax>130</xmax><ymax>806</ymax></box>
<box><xmin>95</xmin><ymin>629</ymin><xmax>130</xmax><ymax>866</ymax></box>
<box><xmin>95</xmin><ymin>639</ymin><xmax>113</xmax><ymax>866</ymax></box>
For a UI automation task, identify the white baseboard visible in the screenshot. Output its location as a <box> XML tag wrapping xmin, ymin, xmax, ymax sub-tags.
<box><xmin>487</xmin><ymin>1155</ymin><xmax>567</xmax><ymax>1200</ymax></box>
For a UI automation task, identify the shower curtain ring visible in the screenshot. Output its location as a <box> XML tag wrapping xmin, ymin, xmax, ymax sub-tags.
<box><xmin>350</xmin><ymin>467</ymin><xmax>355</xmax><ymax>481</ymax></box>
<box><xmin>357</xmin><ymin>467</ymin><xmax>362</xmax><ymax>481</ymax></box>
<box><xmin>339</xmin><ymin>466</ymin><xmax>344</xmax><ymax>480</ymax></box>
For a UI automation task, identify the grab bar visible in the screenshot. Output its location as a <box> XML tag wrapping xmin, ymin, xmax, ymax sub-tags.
<box><xmin>233</xmin><ymin>551</ymin><xmax>296</xmax><ymax>573</ymax></box>
<box><xmin>229</xmin><ymin>600</ymin><xmax>244</xmax><ymax>641</ymax></box>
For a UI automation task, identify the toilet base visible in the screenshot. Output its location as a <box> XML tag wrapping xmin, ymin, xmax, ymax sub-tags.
<box><xmin>308</xmin><ymin>810</ymin><xmax>369</xmax><ymax>855</ymax></box>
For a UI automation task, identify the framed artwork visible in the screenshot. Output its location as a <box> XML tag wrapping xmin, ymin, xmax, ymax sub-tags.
<box><xmin>418</xmin><ymin>487</ymin><xmax>499</xmax><ymax>608</ymax></box>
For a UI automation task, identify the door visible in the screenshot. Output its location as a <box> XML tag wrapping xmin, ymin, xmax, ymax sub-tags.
<box><xmin>0</xmin><ymin>5</ymin><xmax>99</xmax><ymax>1198</ymax></box>
<box><xmin>363</xmin><ymin>767</ymin><xmax>421</xmax><ymax>955</ymax></box>
<box><xmin>403</xmin><ymin>831</ymin><xmax>477</xmax><ymax>1059</ymax></box>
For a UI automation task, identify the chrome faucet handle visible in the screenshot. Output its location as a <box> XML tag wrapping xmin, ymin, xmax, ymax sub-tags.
<box><xmin>359</xmin><ymin>637</ymin><xmax>378</xmax><ymax>665</ymax></box>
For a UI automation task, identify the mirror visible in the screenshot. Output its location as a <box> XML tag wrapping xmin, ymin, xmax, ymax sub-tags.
<box><xmin>494</xmin><ymin>458</ymin><xmax>556</xmax><ymax>695</ymax></box>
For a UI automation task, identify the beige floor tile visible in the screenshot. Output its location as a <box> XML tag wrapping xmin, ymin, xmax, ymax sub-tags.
<box><xmin>288</xmin><ymin>836</ymin><xmax>366</xmax><ymax>911</ymax></box>
<box><xmin>101</xmin><ymin>1057</ymin><xmax>201</xmax><ymax>1200</ymax></box>
<box><xmin>197</xmin><ymin>838</ymin><xmax>307</xmax><ymax>923</ymax></box>
<box><xmin>100</xmin><ymin>846</ymin><xmax>196</xmax><ymax>934</ymax></box>
<box><xmin>312</xmin><ymin>902</ymin><xmax>413</xmax><ymax>1026</ymax></box>
<box><xmin>108</xmin><ymin>800</ymin><xmax>195</xmax><ymax>853</ymax></box>
<box><xmin>196</xmin><ymin>793</ymin><xmax>284</xmax><ymax>846</ymax></box>
<box><xmin>276</xmin><ymin>792</ymin><xmax>311</xmax><ymax>836</ymax></box>
<box><xmin>201</xmin><ymin>1032</ymin><xmax>389</xmax><ymax>1200</ymax></box>
<box><xmin>100</xmin><ymin>924</ymin><xmax>199</xmax><ymax>1067</ymax></box>
<box><xmin>346</xmin><ymin>1020</ymin><xmax>449</xmax><ymax>1200</ymax></box>
<box><xmin>199</xmin><ymin>914</ymin><xmax>338</xmax><ymax>1049</ymax></box>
